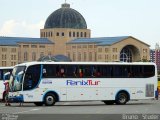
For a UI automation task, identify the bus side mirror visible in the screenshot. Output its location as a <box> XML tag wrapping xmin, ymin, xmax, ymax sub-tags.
<box><xmin>3</xmin><ymin>72</ymin><xmax>11</xmax><ymax>81</ymax></box>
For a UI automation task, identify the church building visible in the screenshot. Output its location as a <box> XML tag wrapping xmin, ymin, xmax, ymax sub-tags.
<box><xmin>0</xmin><ymin>3</ymin><xmax>150</xmax><ymax>66</ymax></box>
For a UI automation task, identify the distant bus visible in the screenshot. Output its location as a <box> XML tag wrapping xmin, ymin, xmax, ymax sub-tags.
<box><xmin>9</xmin><ymin>62</ymin><xmax>157</xmax><ymax>106</ymax></box>
<box><xmin>0</xmin><ymin>67</ymin><xmax>13</xmax><ymax>101</ymax></box>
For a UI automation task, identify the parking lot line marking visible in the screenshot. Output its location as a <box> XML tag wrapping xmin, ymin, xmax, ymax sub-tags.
<box><xmin>13</xmin><ymin>108</ymin><xmax>40</xmax><ymax>114</ymax></box>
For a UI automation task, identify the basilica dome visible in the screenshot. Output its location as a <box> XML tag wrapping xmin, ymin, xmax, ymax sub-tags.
<box><xmin>44</xmin><ymin>3</ymin><xmax>87</xmax><ymax>29</ymax></box>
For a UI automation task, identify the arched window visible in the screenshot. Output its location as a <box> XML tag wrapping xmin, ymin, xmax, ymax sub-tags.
<box><xmin>18</xmin><ymin>52</ymin><xmax>21</xmax><ymax>61</ymax></box>
<box><xmin>50</xmin><ymin>32</ymin><xmax>53</xmax><ymax>37</ymax></box>
<box><xmin>84</xmin><ymin>32</ymin><xmax>87</xmax><ymax>37</ymax></box>
<box><xmin>69</xmin><ymin>32</ymin><xmax>71</xmax><ymax>37</ymax></box>
<box><xmin>73</xmin><ymin>32</ymin><xmax>75</xmax><ymax>37</ymax></box>
<box><xmin>78</xmin><ymin>53</ymin><xmax>81</xmax><ymax>61</ymax></box>
<box><xmin>77</xmin><ymin>32</ymin><xmax>79</xmax><ymax>37</ymax></box>
<box><xmin>56</xmin><ymin>32</ymin><xmax>59</xmax><ymax>36</ymax></box>
<box><xmin>48</xmin><ymin>32</ymin><xmax>50</xmax><ymax>37</ymax></box>
<box><xmin>94</xmin><ymin>52</ymin><xmax>97</xmax><ymax>61</ymax></box>
<box><xmin>24</xmin><ymin>52</ymin><xmax>28</xmax><ymax>61</ymax></box>
<box><xmin>84</xmin><ymin>52</ymin><xmax>87</xmax><ymax>61</ymax></box>
<box><xmin>32</xmin><ymin>52</ymin><xmax>36</xmax><ymax>61</ymax></box>
<box><xmin>81</xmin><ymin>32</ymin><xmax>83</xmax><ymax>37</ymax></box>
<box><xmin>73</xmin><ymin>52</ymin><xmax>76</xmax><ymax>61</ymax></box>
<box><xmin>89</xmin><ymin>52</ymin><xmax>92</xmax><ymax>61</ymax></box>
<box><xmin>120</xmin><ymin>47</ymin><xmax>132</xmax><ymax>62</ymax></box>
<box><xmin>62</xmin><ymin>32</ymin><xmax>64</xmax><ymax>36</ymax></box>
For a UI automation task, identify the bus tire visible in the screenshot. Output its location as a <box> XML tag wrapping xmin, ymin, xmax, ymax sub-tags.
<box><xmin>103</xmin><ymin>100</ymin><xmax>115</xmax><ymax>105</ymax></box>
<box><xmin>115</xmin><ymin>92</ymin><xmax>128</xmax><ymax>105</ymax></box>
<box><xmin>34</xmin><ymin>102</ymin><xmax>44</xmax><ymax>106</ymax></box>
<box><xmin>44</xmin><ymin>93</ymin><xmax>56</xmax><ymax>106</ymax></box>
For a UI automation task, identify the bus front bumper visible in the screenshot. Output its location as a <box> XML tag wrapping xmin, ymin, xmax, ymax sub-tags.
<box><xmin>8</xmin><ymin>94</ymin><xmax>24</xmax><ymax>103</ymax></box>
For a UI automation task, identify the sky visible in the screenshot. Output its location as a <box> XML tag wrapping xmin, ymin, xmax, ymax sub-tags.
<box><xmin>0</xmin><ymin>0</ymin><xmax>160</xmax><ymax>49</ymax></box>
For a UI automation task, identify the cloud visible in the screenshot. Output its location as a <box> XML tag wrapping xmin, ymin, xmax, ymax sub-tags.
<box><xmin>0</xmin><ymin>20</ymin><xmax>16</xmax><ymax>35</ymax></box>
<box><xmin>0</xmin><ymin>20</ymin><xmax>44</xmax><ymax>37</ymax></box>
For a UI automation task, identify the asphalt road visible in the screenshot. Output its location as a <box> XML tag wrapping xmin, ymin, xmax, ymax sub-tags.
<box><xmin>0</xmin><ymin>99</ymin><xmax>160</xmax><ymax>120</ymax></box>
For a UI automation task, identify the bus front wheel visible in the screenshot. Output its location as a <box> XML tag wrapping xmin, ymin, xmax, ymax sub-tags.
<box><xmin>44</xmin><ymin>93</ymin><xmax>56</xmax><ymax>106</ymax></box>
<box><xmin>115</xmin><ymin>92</ymin><xmax>128</xmax><ymax>105</ymax></box>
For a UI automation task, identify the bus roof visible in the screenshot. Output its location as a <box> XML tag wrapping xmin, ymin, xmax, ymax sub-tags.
<box><xmin>15</xmin><ymin>61</ymin><xmax>156</xmax><ymax>67</ymax></box>
<box><xmin>0</xmin><ymin>66</ymin><xmax>14</xmax><ymax>70</ymax></box>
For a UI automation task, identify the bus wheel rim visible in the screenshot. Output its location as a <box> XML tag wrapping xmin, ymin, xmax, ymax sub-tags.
<box><xmin>46</xmin><ymin>96</ymin><xmax>54</xmax><ymax>105</ymax></box>
<box><xmin>119</xmin><ymin>95</ymin><xmax>126</xmax><ymax>103</ymax></box>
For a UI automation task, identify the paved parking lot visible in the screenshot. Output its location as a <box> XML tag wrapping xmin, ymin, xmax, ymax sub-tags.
<box><xmin>0</xmin><ymin>99</ymin><xmax>160</xmax><ymax>120</ymax></box>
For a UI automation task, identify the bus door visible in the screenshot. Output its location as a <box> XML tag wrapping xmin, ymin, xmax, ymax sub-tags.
<box><xmin>23</xmin><ymin>65</ymin><xmax>41</xmax><ymax>101</ymax></box>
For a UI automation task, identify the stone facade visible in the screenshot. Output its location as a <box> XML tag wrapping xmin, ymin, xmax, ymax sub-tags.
<box><xmin>0</xmin><ymin>46</ymin><xmax>18</xmax><ymax>66</ymax></box>
<box><xmin>0</xmin><ymin>37</ymin><xmax>54</xmax><ymax>67</ymax></box>
<box><xmin>17</xmin><ymin>43</ymin><xmax>54</xmax><ymax>63</ymax></box>
<box><xmin>40</xmin><ymin>28</ymin><xmax>91</xmax><ymax>55</ymax></box>
<box><xmin>66</xmin><ymin>37</ymin><xmax>150</xmax><ymax>62</ymax></box>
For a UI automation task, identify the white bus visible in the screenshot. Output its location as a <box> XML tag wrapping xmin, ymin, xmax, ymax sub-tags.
<box><xmin>0</xmin><ymin>67</ymin><xmax>13</xmax><ymax>101</ymax></box>
<box><xmin>8</xmin><ymin>62</ymin><xmax>157</xmax><ymax>106</ymax></box>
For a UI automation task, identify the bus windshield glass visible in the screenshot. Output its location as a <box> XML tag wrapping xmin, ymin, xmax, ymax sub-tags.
<box><xmin>10</xmin><ymin>66</ymin><xmax>26</xmax><ymax>92</ymax></box>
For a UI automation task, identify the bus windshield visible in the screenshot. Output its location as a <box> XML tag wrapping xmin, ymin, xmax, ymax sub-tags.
<box><xmin>10</xmin><ymin>66</ymin><xmax>26</xmax><ymax>92</ymax></box>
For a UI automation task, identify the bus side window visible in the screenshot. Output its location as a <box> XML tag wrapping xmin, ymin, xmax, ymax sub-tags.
<box><xmin>60</xmin><ymin>67</ymin><xmax>65</xmax><ymax>77</ymax></box>
<box><xmin>56</xmin><ymin>66</ymin><xmax>60</xmax><ymax>77</ymax></box>
<box><xmin>128</xmin><ymin>72</ymin><xmax>132</xmax><ymax>78</ymax></box>
<box><xmin>143</xmin><ymin>65</ymin><xmax>155</xmax><ymax>78</ymax></box>
<box><xmin>91</xmin><ymin>66</ymin><xmax>96</xmax><ymax>77</ymax></box>
<box><xmin>42</xmin><ymin>68</ymin><xmax>47</xmax><ymax>77</ymax></box>
<box><xmin>123</xmin><ymin>67</ymin><xmax>128</xmax><ymax>77</ymax></box>
<box><xmin>83</xmin><ymin>66</ymin><xmax>92</xmax><ymax>77</ymax></box>
<box><xmin>55</xmin><ymin>65</ymin><xmax>66</xmax><ymax>78</ymax></box>
<box><xmin>42</xmin><ymin>65</ymin><xmax>57</xmax><ymax>78</ymax></box>
<box><xmin>95</xmin><ymin>66</ymin><xmax>101</xmax><ymax>77</ymax></box>
<box><xmin>79</xmin><ymin>68</ymin><xmax>83</xmax><ymax>78</ymax></box>
<box><xmin>73</xmin><ymin>66</ymin><xmax>77</xmax><ymax>77</ymax></box>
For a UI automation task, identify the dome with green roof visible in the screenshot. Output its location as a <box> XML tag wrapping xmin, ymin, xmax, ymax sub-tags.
<box><xmin>44</xmin><ymin>3</ymin><xmax>87</xmax><ymax>29</ymax></box>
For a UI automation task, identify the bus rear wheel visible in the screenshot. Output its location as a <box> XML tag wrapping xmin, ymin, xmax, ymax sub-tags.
<box><xmin>34</xmin><ymin>102</ymin><xmax>44</xmax><ymax>106</ymax></box>
<box><xmin>44</xmin><ymin>93</ymin><xmax>56</xmax><ymax>106</ymax></box>
<box><xmin>115</xmin><ymin>92</ymin><xmax>128</xmax><ymax>105</ymax></box>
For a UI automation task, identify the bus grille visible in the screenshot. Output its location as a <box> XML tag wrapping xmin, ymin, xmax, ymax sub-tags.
<box><xmin>145</xmin><ymin>84</ymin><xmax>154</xmax><ymax>97</ymax></box>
